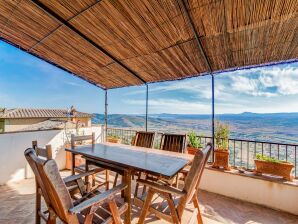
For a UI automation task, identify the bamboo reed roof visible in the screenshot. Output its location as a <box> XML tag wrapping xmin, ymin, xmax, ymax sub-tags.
<box><xmin>0</xmin><ymin>0</ymin><xmax>297</xmax><ymax>89</ymax></box>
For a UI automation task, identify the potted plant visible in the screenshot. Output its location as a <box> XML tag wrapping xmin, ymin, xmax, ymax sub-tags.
<box><xmin>187</xmin><ymin>130</ymin><xmax>202</xmax><ymax>155</ymax></box>
<box><xmin>131</xmin><ymin>135</ymin><xmax>136</xmax><ymax>145</ymax></box>
<box><xmin>107</xmin><ymin>135</ymin><xmax>122</xmax><ymax>144</ymax></box>
<box><xmin>212</xmin><ymin>121</ymin><xmax>230</xmax><ymax>170</ymax></box>
<box><xmin>254</xmin><ymin>154</ymin><xmax>293</xmax><ymax>181</ymax></box>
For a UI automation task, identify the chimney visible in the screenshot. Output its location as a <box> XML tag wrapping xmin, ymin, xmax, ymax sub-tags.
<box><xmin>70</xmin><ymin>106</ymin><xmax>77</xmax><ymax>122</ymax></box>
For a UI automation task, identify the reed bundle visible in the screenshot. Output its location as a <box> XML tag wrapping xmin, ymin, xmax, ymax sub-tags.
<box><xmin>0</xmin><ymin>0</ymin><xmax>297</xmax><ymax>89</ymax></box>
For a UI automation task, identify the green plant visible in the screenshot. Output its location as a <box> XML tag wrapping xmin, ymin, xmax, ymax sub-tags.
<box><xmin>215</xmin><ymin>121</ymin><xmax>230</xmax><ymax>150</ymax></box>
<box><xmin>108</xmin><ymin>134</ymin><xmax>120</xmax><ymax>140</ymax></box>
<box><xmin>187</xmin><ymin>130</ymin><xmax>202</xmax><ymax>149</ymax></box>
<box><xmin>255</xmin><ymin>153</ymin><xmax>286</xmax><ymax>164</ymax></box>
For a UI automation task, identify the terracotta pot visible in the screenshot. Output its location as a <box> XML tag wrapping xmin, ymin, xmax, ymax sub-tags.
<box><xmin>254</xmin><ymin>159</ymin><xmax>293</xmax><ymax>181</ymax></box>
<box><xmin>65</xmin><ymin>143</ymin><xmax>86</xmax><ymax>170</ymax></box>
<box><xmin>65</xmin><ymin>143</ymin><xmax>72</xmax><ymax>170</ymax></box>
<box><xmin>212</xmin><ymin>149</ymin><xmax>230</xmax><ymax>170</ymax></box>
<box><xmin>131</xmin><ymin>136</ymin><xmax>136</xmax><ymax>145</ymax></box>
<box><xmin>187</xmin><ymin>146</ymin><xmax>202</xmax><ymax>155</ymax></box>
<box><xmin>107</xmin><ymin>137</ymin><xmax>121</xmax><ymax>144</ymax></box>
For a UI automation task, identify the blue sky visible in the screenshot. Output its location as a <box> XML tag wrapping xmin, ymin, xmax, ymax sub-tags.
<box><xmin>1</xmin><ymin>40</ymin><xmax>298</xmax><ymax>115</ymax></box>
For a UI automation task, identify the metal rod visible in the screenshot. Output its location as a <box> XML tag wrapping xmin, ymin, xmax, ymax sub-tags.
<box><xmin>104</xmin><ymin>90</ymin><xmax>108</xmax><ymax>142</ymax></box>
<box><xmin>233</xmin><ymin>140</ymin><xmax>236</xmax><ymax>166</ymax></box>
<box><xmin>295</xmin><ymin>146</ymin><xmax>297</xmax><ymax>177</ymax></box>
<box><xmin>240</xmin><ymin>141</ymin><xmax>243</xmax><ymax>167</ymax></box>
<box><xmin>31</xmin><ymin>0</ymin><xmax>147</xmax><ymax>85</ymax></box>
<box><xmin>247</xmin><ymin>142</ymin><xmax>249</xmax><ymax>169</ymax></box>
<box><xmin>269</xmin><ymin>143</ymin><xmax>272</xmax><ymax>157</ymax></box>
<box><xmin>145</xmin><ymin>84</ymin><xmax>149</xmax><ymax>131</ymax></box>
<box><xmin>211</xmin><ymin>74</ymin><xmax>215</xmax><ymax>157</ymax></box>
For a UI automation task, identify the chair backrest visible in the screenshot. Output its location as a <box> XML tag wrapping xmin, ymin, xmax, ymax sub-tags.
<box><xmin>71</xmin><ymin>132</ymin><xmax>95</xmax><ymax>149</ymax></box>
<box><xmin>133</xmin><ymin>131</ymin><xmax>155</xmax><ymax>148</ymax></box>
<box><xmin>183</xmin><ymin>143</ymin><xmax>212</xmax><ymax>201</ymax></box>
<box><xmin>24</xmin><ymin>148</ymin><xmax>76</xmax><ymax>223</ymax></box>
<box><xmin>32</xmin><ymin>140</ymin><xmax>52</xmax><ymax>159</ymax></box>
<box><xmin>160</xmin><ymin>134</ymin><xmax>186</xmax><ymax>153</ymax></box>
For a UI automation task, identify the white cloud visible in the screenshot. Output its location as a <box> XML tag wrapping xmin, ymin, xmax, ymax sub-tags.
<box><xmin>121</xmin><ymin>64</ymin><xmax>298</xmax><ymax>114</ymax></box>
<box><xmin>260</xmin><ymin>67</ymin><xmax>298</xmax><ymax>95</ymax></box>
<box><xmin>230</xmin><ymin>75</ymin><xmax>277</xmax><ymax>97</ymax></box>
<box><xmin>228</xmin><ymin>66</ymin><xmax>298</xmax><ymax>97</ymax></box>
<box><xmin>125</xmin><ymin>76</ymin><xmax>232</xmax><ymax>101</ymax></box>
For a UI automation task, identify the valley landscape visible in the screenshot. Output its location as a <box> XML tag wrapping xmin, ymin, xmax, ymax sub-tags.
<box><xmin>92</xmin><ymin>112</ymin><xmax>298</xmax><ymax>144</ymax></box>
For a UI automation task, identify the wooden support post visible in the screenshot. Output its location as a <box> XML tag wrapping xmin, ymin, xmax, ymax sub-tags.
<box><xmin>145</xmin><ymin>84</ymin><xmax>148</xmax><ymax>131</ymax></box>
<box><xmin>105</xmin><ymin>89</ymin><xmax>108</xmax><ymax>142</ymax></box>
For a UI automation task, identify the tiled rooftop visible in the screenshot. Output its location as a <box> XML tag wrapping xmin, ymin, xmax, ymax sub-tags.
<box><xmin>1</xmin><ymin>172</ymin><xmax>297</xmax><ymax>224</ymax></box>
<box><xmin>0</xmin><ymin>108</ymin><xmax>92</xmax><ymax>119</ymax></box>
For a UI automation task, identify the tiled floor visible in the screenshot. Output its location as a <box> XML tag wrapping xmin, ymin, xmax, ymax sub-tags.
<box><xmin>1</xmin><ymin>173</ymin><xmax>298</xmax><ymax>224</ymax></box>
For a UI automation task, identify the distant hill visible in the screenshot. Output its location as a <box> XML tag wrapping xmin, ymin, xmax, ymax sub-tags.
<box><xmin>92</xmin><ymin>112</ymin><xmax>298</xmax><ymax>144</ymax></box>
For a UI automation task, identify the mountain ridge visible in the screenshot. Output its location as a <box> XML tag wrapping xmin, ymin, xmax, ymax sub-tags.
<box><xmin>92</xmin><ymin>112</ymin><xmax>298</xmax><ymax>144</ymax></box>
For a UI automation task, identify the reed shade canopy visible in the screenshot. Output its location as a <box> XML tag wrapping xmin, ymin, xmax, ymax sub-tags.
<box><xmin>0</xmin><ymin>0</ymin><xmax>297</xmax><ymax>89</ymax></box>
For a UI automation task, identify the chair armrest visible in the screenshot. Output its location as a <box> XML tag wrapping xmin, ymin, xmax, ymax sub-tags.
<box><xmin>69</xmin><ymin>183</ymin><xmax>127</xmax><ymax>214</ymax></box>
<box><xmin>63</xmin><ymin>170</ymin><xmax>96</xmax><ymax>184</ymax></box>
<box><xmin>137</xmin><ymin>179</ymin><xmax>185</xmax><ymax>196</ymax></box>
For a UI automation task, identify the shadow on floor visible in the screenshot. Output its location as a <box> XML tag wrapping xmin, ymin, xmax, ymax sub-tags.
<box><xmin>0</xmin><ymin>174</ymin><xmax>298</xmax><ymax>224</ymax></box>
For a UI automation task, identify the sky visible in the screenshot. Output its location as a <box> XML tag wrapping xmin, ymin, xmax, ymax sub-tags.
<box><xmin>1</xmin><ymin>40</ymin><xmax>298</xmax><ymax>115</ymax></box>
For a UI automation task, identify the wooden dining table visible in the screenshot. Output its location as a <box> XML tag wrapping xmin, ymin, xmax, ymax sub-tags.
<box><xmin>65</xmin><ymin>142</ymin><xmax>193</xmax><ymax>224</ymax></box>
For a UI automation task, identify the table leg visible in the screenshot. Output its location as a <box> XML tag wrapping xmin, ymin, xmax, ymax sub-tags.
<box><xmin>85</xmin><ymin>160</ymin><xmax>90</xmax><ymax>192</ymax></box>
<box><xmin>123</xmin><ymin>169</ymin><xmax>132</xmax><ymax>224</ymax></box>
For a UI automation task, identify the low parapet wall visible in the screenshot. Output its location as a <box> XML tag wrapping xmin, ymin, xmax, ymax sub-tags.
<box><xmin>200</xmin><ymin>167</ymin><xmax>298</xmax><ymax>215</ymax></box>
<box><xmin>0</xmin><ymin>126</ymin><xmax>104</xmax><ymax>185</ymax></box>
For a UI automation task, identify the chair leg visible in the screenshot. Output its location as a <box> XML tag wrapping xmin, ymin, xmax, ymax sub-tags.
<box><xmin>141</xmin><ymin>174</ymin><xmax>148</xmax><ymax>196</ymax></box>
<box><xmin>108</xmin><ymin>200</ymin><xmax>121</xmax><ymax>224</ymax></box>
<box><xmin>47</xmin><ymin>209</ymin><xmax>56</xmax><ymax>224</ymax></box>
<box><xmin>134</xmin><ymin>172</ymin><xmax>142</xmax><ymax>197</ymax></box>
<box><xmin>71</xmin><ymin>154</ymin><xmax>75</xmax><ymax>175</ymax></box>
<box><xmin>165</xmin><ymin>193</ymin><xmax>180</xmax><ymax>224</ymax></box>
<box><xmin>92</xmin><ymin>174</ymin><xmax>96</xmax><ymax>187</ymax></box>
<box><xmin>83</xmin><ymin>214</ymin><xmax>94</xmax><ymax>224</ymax></box>
<box><xmin>35</xmin><ymin>184</ymin><xmax>41</xmax><ymax>224</ymax></box>
<box><xmin>105</xmin><ymin>170</ymin><xmax>109</xmax><ymax>190</ymax></box>
<box><xmin>192</xmin><ymin>195</ymin><xmax>203</xmax><ymax>224</ymax></box>
<box><xmin>137</xmin><ymin>189</ymin><xmax>154</xmax><ymax>224</ymax></box>
<box><xmin>175</xmin><ymin>174</ymin><xmax>179</xmax><ymax>188</ymax></box>
<box><xmin>113</xmin><ymin>173</ymin><xmax>119</xmax><ymax>187</ymax></box>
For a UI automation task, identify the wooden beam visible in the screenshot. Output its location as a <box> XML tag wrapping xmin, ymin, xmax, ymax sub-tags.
<box><xmin>180</xmin><ymin>0</ymin><xmax>213</xmax><ymax>72</ymax></box>
<box><xmin>30</xmin><ymin>0</ymin><xmax>147</xmax><ymax>85</ymax></box>
<box><xmin>29</xmin><ymin>1</ymin><xmax>103</xmax><ymax>51</ymax></box>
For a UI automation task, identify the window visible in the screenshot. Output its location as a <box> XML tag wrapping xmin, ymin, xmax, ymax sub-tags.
<box><xmin>0</xmin><ymin>120</ymin><xmax>4</xmax><ymax>133</ymax></box>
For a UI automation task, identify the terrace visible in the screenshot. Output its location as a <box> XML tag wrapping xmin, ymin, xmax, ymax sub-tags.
<box><xmin>0</xmin><ymin>0</ymin><xmax>298</xmax><ymax>223</ymax></box>
<box><xmin>1</xmin><ymin>171</ymin><xmax>298</xmax><ymax>224</ymax></box>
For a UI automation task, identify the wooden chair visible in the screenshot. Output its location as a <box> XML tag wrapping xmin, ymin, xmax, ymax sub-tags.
<box><xmin>25</xmin><ymin>148</ymin><xmax>128</xmax><ymax>224</ymax></box>
<box><xmin>160</xmin><ymin>133</ymin><xmax>187</xmax><ymax>153</ymax></box>
<box><xmin>136</xmin><ymin>143</ymin><xmax>212</xmax><ymax>224</ymax></box>
<box><xmin>32</xmin><ymin>141</ymin><xmax>53</xmax><ymax>224</ymax></box>
<box><xmin>32</xmin><ymin>141</ymin><xmax>92</xmax><ymax>224</ymax></box>
<box><xmin>71</xmin><ymin>133</ymin><xmax>109</xmax><ymax>190</ymax></box>
<box><xmin>136</xmin><ymin>134</ymin><xmax>187</xmax><ymax>192</ymax></box>
<box><xmin>159</xmin><ymin>134</ymin><xmax>187</xmax><ymax>187</ymax></box>
<box><xmin>114</xmin><ymin>131</ymin><xmax>155</xmax><ymax>188</ymax></box>
<box><xmin>133</xmin><ymin>131</ymin><xmax>155</xmax><ymax>148</ymax></box>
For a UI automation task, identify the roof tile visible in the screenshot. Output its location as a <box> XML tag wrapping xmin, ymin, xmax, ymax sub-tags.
<box><xmin>0</xmin><ymin>108</ymin><xmax>92</xmax><ymax>119</ymax></box>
